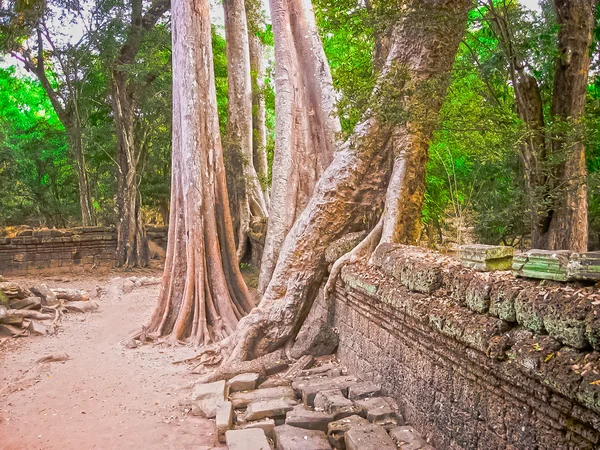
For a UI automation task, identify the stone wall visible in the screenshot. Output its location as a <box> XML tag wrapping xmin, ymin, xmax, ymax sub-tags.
<box><xmin>332</xmin><ymin>244</ymin><xmax>600</xmax><ymax>449</ymax></box>
<box><xmin>0</xmin><ymin>226</ymin><xmax>168</xmax><ymax>276</ymax></box>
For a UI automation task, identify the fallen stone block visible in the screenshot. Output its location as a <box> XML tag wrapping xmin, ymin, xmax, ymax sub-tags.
<box><xmin>292</xmin><ymin>376</ymin><xmax>358</xmax><ymax>407</ymax></box>
<box><xmin>240</xmin><ymin>418</ymin><xmax>276</xmax><ymax>438</ymax></box>
<box><xmin>345</xmin><ymin>423</ymin><xmax>396</xmax><ymax>450</ymax></box>
<box><xmin>273</xmin><ymin>424</ymin><xmax>332</xmax><ymax>450</ymax></box>
<box><xmin>228</xmin><ymin>372</ymin><xmax>260</xmax><ymax>393</ymax></box>
<box><xmin>258</xmin><ymin>376</ymin><xmax>292</xmax><ymax>389</ymax></box>
<box><xmin>389</xmin><ymin>425</ymin><xmax>432</xmax><ymax>450</ymax></box>
<box><xmin>568</xmin><ymin>252</ymin><xmax>600</xmax><ymax>281</ymax></box>
<box><xmin>28</xmin><ymin>320</ymin><xmax>53</xmax><ymax>336</ymax></box>
<box><xmin>230</xmin><ymin>386</ymin><xmax>296</xmax><ymax>409</ymax></box>
<box><xmin>458</xmin><ymin>244</ymin><xmax>513</xmax><ymax>272</ymax></box>
<box><xmin>314</xmin><ymin>389</ymin><xmax>361</xmax><ymax>419</ymax></box>
<box><xmin>245</xmin><ymin>398</ymin><xmax>297</xmax><ymax>421</ymax></box>
<box><xmin>190</xmin><ymin>380</ymin><xmax>226</xmax><ymax>418</ymax></box>
<box><xmin>216</xmin><ymin>401</ymin><xmax>233</xmax><ymax>443</ymax></box>
<box><xmin>354</xmin><ymin>397</ymin><xmax>396</xmax><ymax>422</ymax></box>
<box><xmin>347</xmin><ymin>382</ymin><xmax>382</xmax><ymax>400</ymax></box>
<box><xmin>9</xmin><ymin>296</ymin><xmax>41</xmax><ymax>310</ymax></box>
<box><xmin>285</xmin><ymin>404</ymin><xmax>335</xmax><ymax>432</ymax></box>
<box><xmin>29</xmin><ymin>284</ymin><xmax>58</xmax><ymax>306</ymax></box>
<box><xmin>327</xmin><ymin>415</ymin><xmax>370</xmax><ymax>450</ymax></box>
<box><xmin>225</xmin><ymin>428</ymin><xmax>271</xmax><ymax>450</ymax></box>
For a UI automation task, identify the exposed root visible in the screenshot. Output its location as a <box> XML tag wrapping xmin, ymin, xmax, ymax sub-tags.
<box><xmin>324</xmin><ymin>216</ymin><xmax>384</xmax><ymax>300</ymax></box>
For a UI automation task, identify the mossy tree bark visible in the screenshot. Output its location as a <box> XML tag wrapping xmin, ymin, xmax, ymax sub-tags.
<box><xmin>197</xmin><ymin>0</ymin><xmax>472</xmax><ymax>379</ymax></box>
<box><xmin>147</xmin><ymin>0</ymin><xmax>253</xmax><ymax>346</ymax></box>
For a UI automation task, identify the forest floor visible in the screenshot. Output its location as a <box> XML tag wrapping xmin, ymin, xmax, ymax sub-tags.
<box><xmin>0</xmin><ymin>269</ymin><xmax>224</xmax><ymax>450</ymax></box>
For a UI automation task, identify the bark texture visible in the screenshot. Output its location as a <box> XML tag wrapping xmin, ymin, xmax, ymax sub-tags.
<box><xmin>257</xmin><ymin>0</ymin><xmax>341</xmax><ymax>294</ymax></box>
<box><xmin>492</xmin><ymin>0</ymin><xmax>594</xmax><ymax>252</ymax></box>
<box><xmin>201</xmin><ymin>0</ymin><xmax>471</xmax><ymax>379</ymax></box>
<box><xmin>147</xmin><ymin>0</ymin><xmax>253</xmax><ymax>346</ymax></box>
<box><xmin>223</xmin><ymin>0</ymin><xmax>268</xmax><ymax>261</ymax></box>
<box><xmin>112</xmin><ymin>0</ymin><xmax>170</xmax><ymax>267</ymax></box>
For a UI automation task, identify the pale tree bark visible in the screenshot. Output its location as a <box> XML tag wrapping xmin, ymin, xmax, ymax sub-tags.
<box><xmin>223</xmin><ymin>0</ymin><xmax>268</xmax><ymax>261</ymax></box>
<box><xmin>196</xmin><ymin>0</ymin><xmax>472</xmax><ymax>379</ymax></box>
<box><xmin>257</xmin><ymin>0</ymin><xmax>342</xmax><ymax>294</ymax></box>
<box><xmin>248</xmin><ymin>22</ymin><xmax>270</xmax><ymax>203</ymax></box>
<box><xmin>112</xmin><ymin>0</ymin><xmax>170</xmax><ymax>267</ymax></box>
<box><xmin>146</xmin><ymin>0</ymin><xmax>254</xmax><ymax>346</ymax></box>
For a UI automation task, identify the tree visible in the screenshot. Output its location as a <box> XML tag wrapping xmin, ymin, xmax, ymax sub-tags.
<box><xmin>196</xmin><ymin>0</ymin><xmax>472</xmax><ymax>379</ymax></box>
<box><xmin>487</xmin><ymin>0</ymin><xmax>596</xmax><ymax>252</ymax></box>
<box><xmin>223</xmin><ymin>0</ymin><xmax>268</xmax><ymax>260</ymax></box>
<box><xmin>2</xmin><ymin>1</ymin><xmax>97</xmax><ymax>226</ymax></box>
<box><xmin>109</xmin><ymin>0</ymin><xmax>170</xmax><ymax>267</ymax></box>
<box><xmin>145</xmin><ymin>0</ymin><xmax>253</xmax><ymax>345</ymax></box>
<box><xmin>257</xmin><ymin>0</ymin><xmax>341</xmax><ymax>294</ymax></box>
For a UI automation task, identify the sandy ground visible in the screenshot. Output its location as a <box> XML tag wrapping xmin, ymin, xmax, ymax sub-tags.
<box><xmin>0</xmin><ymin>270</ymin><xmax>223</xmax><ymax>450</ymax></box>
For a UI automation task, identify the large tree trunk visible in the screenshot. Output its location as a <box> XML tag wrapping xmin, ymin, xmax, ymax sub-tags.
<box><xmin>540</xmin><ymin>0</ymin><xmax>594</xmax><ymax>252</ymax></box>
<box><xmin>199</xmin><ymin>0</ymin><xmax>472</xmax><ymax>378</ymax></box>
<box><xmin>223</xmin><ymin>0</ymin><xmax>268</xmax><ymax>261</ymax></box>
<box><xmin>147</xmin><ymin>0</ymin><xmax>254</xmax><ymax>346</ymax></box>
<box><xmin>257</xmin><ymin>0</ymin><xmax>341</xmax><ymax>294</ymax></box>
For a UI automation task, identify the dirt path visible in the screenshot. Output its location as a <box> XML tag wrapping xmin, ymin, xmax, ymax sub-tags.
<box><xmin>0</xmin><ymin>272</ymin><xmax>222</xmax><ymax>450</ymax></box>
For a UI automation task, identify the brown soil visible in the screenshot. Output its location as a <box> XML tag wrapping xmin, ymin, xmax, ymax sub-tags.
<box><xmin>0</xmin><ymin>270</ymin><xmax>223</xmax><ymax>450</ymax></box>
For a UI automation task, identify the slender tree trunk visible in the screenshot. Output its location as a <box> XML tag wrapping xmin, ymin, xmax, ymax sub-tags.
<box><xmin>248</xmin><ymin>31</ymin><xmax>270</xmax><ymax>204</ymax></box>
<box><xmin>223</xmin><ymin>0</ymin><xmax>268</xmax><ymax>261</ymax></box>
<box><xmin>257</xmin><ymin>0</ymin><xmax>341</xmax><ymax>293</ymax></box>
<box><xmin>147</xmin><ymin>0</ymin><xmax>254</xmax><ymax>346</ymax></box>
<box><xmin>199</xmin><ymin>0</ymin><xmax>471</xmax><ymax>377</ymax></box>
<box><xmin>69</xmin><ymin>123</ymin><xmax>95</xmax><ymax>226</ymax></box>
<box><xmin>113</xmin><ymin>74</ymin><xmax>146</xmax><ymax>267</ymax></box>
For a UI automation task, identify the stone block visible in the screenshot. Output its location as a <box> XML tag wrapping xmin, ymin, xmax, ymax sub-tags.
<box><xmin>292</xmin><ymin>376</ymin><xmax>357</xmax><ymax>407</ymax></box>
<box><xmin>465</xmin><ymin>274</ymin><xmax>491</xmax><ymax>313</ymax></box>
<box><xmin>230</xmin><ymin>386</ymin><xmax>296</xmax><ymax>409</ymax></box>
<box><xmin>458</xmin><ymin>244</ymin><xmax>513</xmax><ymax>271</ymax></box>
<box><xmin>354</xmin><ymin>397</ymin><xmax>396</xmax><ymax>422</ymax></box>
<box><xmin>245</xmin><ymin>398</ymin><xmax>297</xmax><ymax>421</ymax></box>
<box><xmin>273</xmin><ymin>424</ymin><xmax>331</xmax><ymax>450</ymax></box>
<box><xmin>327</xmin><ymin>415</ymin><xmax>370</xmax><ymax>450</ymax></box>
<box><xmin>29</xmin><ymin>283</ymin><xmax>58</xmax><ymax>307</ymax></box>
<box><xmin>228</xmin><ymin>372</ymin><xmax>260</xmax><ymax>393</ymax></box>
<box><xmin>389</xmin><ymin>426</ymin><xmax>431</xmax><ymax>450</ymax></box>
<box><xmin>513</xmin><ymin>250</ymin><xmax>571</xmax><ymax>281</ymax></box>
<box><xmin>190</xmin><ymin>380</ymin><xmax>226</xmax><ymax>418</ymax></box>
<box><xmin>568</xmin><ymin>252</ymin><xmax>600</xmax><ymax>281</ymax></box>
<box><xmin>9</xmin><ymin>296</ymin><xmax>41</xmax><ymax>310</ymax></box>
<box><xmin>489</xmin><ymin>282</ymin><xmax>521</xmax><ymax>322</ymax></box>
<box><xmin>240</xmin><ymin>418</ymin><xmax>276</xmax><ymax>438</ymax></box>
<box><xmin>344</xmin><ymin>423</ymin><xmax>396</xmax><ymax>450</ymax></box>
<box><xmin>347</xmin><ymin>381</ymin><xmax>382</xmax><ymax>400</ymax></box>
<box><xmin>285</xmin><ymin>404</ymin><xmax>335</xmax><ymax>432</ymax></box>
<box><xmin>225</xmin><ymin>428</ymin><xmax>271</xmax><ymax>450</ymax></box>
<box><xmin>216</xmin><ymin>401</ymin><xmax>233</xmax><ymax>443</ymax></box>
<box><xmin>314</xmin><ymin>389</ymin><xmax>361</xmax><ymax>419</ymax></box>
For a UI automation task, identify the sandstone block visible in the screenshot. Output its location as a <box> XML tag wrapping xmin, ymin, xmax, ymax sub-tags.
<box><xmin>240</xmin><ymin>418</ymin><xmax>276</xmax><ymax>438</ymax></box>
<box><xmin>190</xmin><ymin>380</ymin><xmax>226</xmax><ymax>418</ymax></box>
<box><xmin>389</xmin><ymin>425</ymin><xmax>432</xmax><ymax>450</ymax></box>
<box><xmin>344</xmin><ymin>423</ymin><xmax>395</xmax><ymax>450</ymax></box>
<box><xmin>225</xmin><ymin>428</ymin><xmax>271</xmax><ymax>450</ymax></box>
<box><xmin>314</xmin><ymin>389</ymin><xmax>361</xmax><ymax>419</ymax></box>
<box><xmin>230</xmin><ymin>386</ymin><xmax>296</xmax><ymax>409</ymax></box>
<box><xmin>273</xmin><ymin>424</ymin><xmax>332</xmax><ymax>450</ymax></box>
<box><xmin>292</xmin><ymin>376</ymin><xmax>357</xmax><ymax>407</ymax></box>
<box><xmin>245</xmin><ymin>398</ymin><xmax>297</xmax><ymax>421</ymax></box>
<box><xmin>354</xmin><ymin>397</ymin><xmax>396</xmax><ymax>422</ymax></box>
<box><xmin>459</xmin><ymin>244</ymin><xmax>513</xmax><ymax>271</ymax></box>
<box><xmin>347</xmin><ymin>382</ymin><xmax>382</xmax><ymax>400</ymax></box>
<box><xmin>285</xmin><ymin>404</ymin><xmax>335</xmax><ymax>432</ymax></box>
<box><xmin>327</xmin><ymin>415</ymin><xmax>370</xmax><ymax>450</ymax></box>
<box><xmin>228</xmin><ymin>372</ymin><xmax>260</xmax><ymax>393</ymax></box>
<box><xmin>216</xmin><ymin>401</ymin><xmax>233</xmax><ymax>443</ymax></box>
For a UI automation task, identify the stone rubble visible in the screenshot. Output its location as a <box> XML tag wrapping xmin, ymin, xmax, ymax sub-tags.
<box><xmin>189</xmin><ymin>356</ymin><xmax>434</xmax><ymax>450</ymax></box>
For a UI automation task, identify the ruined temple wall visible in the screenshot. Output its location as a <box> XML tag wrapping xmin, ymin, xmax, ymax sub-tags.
<box><xmin>332</xmin><ymin>244</ymin><xmax>600</xmax><ymax>449</ymax></box>
<box><xmin>0</xmin><ymin>226</ymin><xmax>168</xmax><ymax>275</ymax></box>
